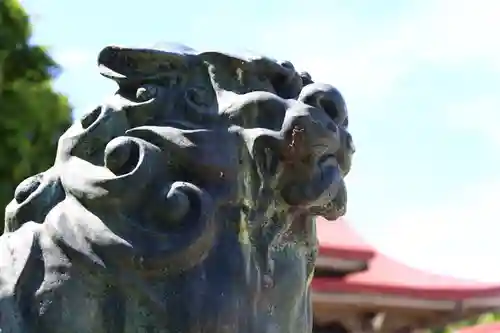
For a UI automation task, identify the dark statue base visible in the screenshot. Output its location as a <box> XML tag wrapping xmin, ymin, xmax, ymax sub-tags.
<box><xmin>0</xmin><ymin>44</ymin><xmax>354</xmax><ymax>333</ymax></box>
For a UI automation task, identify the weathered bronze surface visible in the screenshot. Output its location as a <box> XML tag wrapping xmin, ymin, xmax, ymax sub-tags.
<box><xmin>0</xmin><ymin>44</ymin><xmax>354</xmax><ymax>333</ymax></box>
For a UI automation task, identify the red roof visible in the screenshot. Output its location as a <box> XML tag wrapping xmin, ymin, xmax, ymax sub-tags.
<box><xmin>316</xmin><ymin>217</ymin><xmax>374</xmax><ymax>261</ymax></box>
<box><xmin>314</xmin><ymin>219</ymin><xmax>500</xmax><ymax>300</ymax></box>
<box><xmin>457</xmin><ymin>323</ymin><xmax>500</xmax><ymax>333</ymax></box>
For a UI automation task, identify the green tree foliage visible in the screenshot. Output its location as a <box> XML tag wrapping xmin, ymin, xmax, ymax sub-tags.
<box><xmin>0</xmin><ymin>0</ymin><xmax>72</xmax><ymax>233</ymax></box>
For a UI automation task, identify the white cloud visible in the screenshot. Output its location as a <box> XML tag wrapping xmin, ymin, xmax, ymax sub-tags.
<box><xmin>443</xmin><ymin>95</ymin><xmax>500</xmax><ymax>146</ymax></box>
<box><xmin>368</xmin><ymin>179</ymin><xmax>500</xmax><ymax>282</ymax></box>
<box><xmin>404</xmin><ymin>0</ymin><xmax>500</xmax><ymax>67</ymax></box>
<box><xmin>253</xmin><ymin>0</ymin><xmax>499</xmax><ymax>119</ymax></box>
<box><xmin>269</xmin><ymin>25</ymin><xmax>414</xmax><ymax>105</ymax></box>
<box><xmin>354</xmin><ymin>0</ymin><xmax>500</xmax><ymax>68</ymax></box>
<box><xmin>53</xmin><ymin>49</ymin><xmax>93</xmax><ymax>68</ymax></box>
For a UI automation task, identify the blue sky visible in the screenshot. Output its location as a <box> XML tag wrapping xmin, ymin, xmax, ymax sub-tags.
<box><xmin>21</xmin><ymin>0</ymin><xmax>500</xmax><ymax>282</ymax></box>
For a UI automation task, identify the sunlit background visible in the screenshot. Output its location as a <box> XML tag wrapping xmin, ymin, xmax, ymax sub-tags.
<box><xmin>21</xmin><ymin>0</ymin><xmax>500</xmax><ymax>282</ymax></box>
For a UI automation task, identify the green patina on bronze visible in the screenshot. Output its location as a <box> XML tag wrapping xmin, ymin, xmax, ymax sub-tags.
<box><xmin>0</xmin><ymin>44</ymin><xmax>354</xmax><ymax>333</ymax></box>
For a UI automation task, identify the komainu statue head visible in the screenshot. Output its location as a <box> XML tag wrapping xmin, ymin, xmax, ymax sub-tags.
<box><xmin>1</xmin><ymin>43</ymin><xmax>354</xmax><ymax>333</ymax></box>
